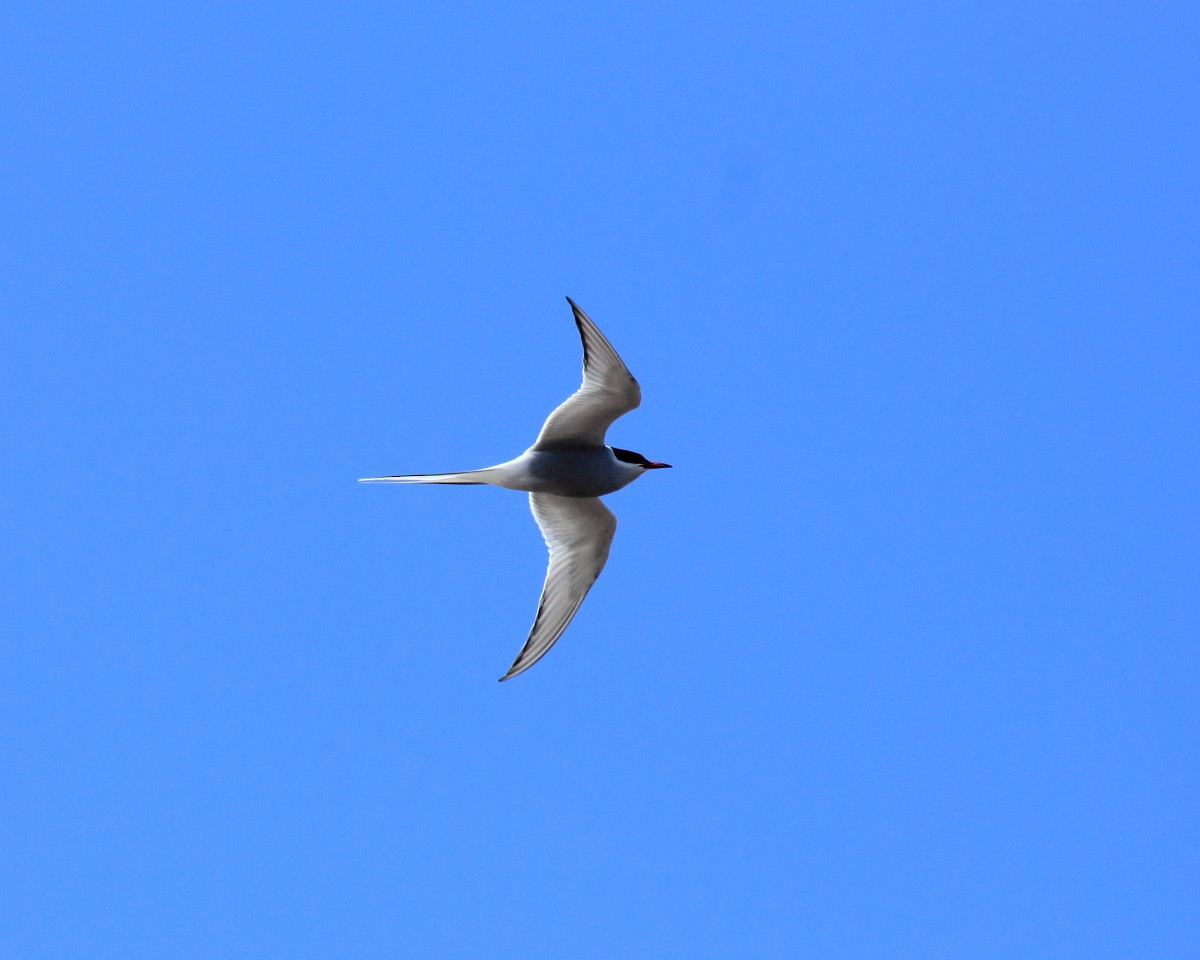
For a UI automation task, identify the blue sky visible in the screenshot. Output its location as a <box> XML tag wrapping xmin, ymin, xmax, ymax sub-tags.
<box><xmin>3</xmin><ymin>2</ymin><xmax>1197</xmax><ymax>957</ymax></box>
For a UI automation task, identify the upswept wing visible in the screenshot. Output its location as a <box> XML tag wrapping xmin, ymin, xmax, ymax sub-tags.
<box><xmin>534</xmin><ymin>298</ymin><xmax>641</xmax><ymax>448</ymax></box>
<box><xmin>500</xmin><ymin>493</ymin><xmax>617</xmax><ymax>680</ymax></box>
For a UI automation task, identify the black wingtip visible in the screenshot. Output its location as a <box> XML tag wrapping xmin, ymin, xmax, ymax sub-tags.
<box><xmin>564</xmin><ymin>298</ymin><xmax>590</xmax><ymax>362</ymax></box>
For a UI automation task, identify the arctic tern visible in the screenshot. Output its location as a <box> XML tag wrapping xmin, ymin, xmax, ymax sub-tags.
<box><xmin>360</xmin><ymin>298</ymin><xmax>671</xmax><ymax>681</ymax></box>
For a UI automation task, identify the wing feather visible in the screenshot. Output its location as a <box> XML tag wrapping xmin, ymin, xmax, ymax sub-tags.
<box><xmin>533</xmin><ymin>299</ymin><xmax>641</xmax><ymax>448</ymax></box>
<box><xmin>499</xmin><ymin>493</ymin><xmax>617</xmax><ymax>680</ymax></box>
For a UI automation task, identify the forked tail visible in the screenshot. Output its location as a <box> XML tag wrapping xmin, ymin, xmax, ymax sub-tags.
<box><xmin>357</xmin><ymin>469</ymin><xmax>493</xmax><ymax>485</ymax></box>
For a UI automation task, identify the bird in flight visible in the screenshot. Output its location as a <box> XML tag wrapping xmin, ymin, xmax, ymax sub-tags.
<box><xmin>360</xmin><ymin>298</ymin><xmax>671</xmax><ymax>681</ymax></box>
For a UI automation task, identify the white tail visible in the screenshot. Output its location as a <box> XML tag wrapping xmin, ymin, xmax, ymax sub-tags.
<box><xmin>359</xmin><ymin>456</ymin><xmax>528</xmax><ymax>490</ymax></box>
<box><xmin>358</xmin><ymin>470</ymin><xmax>491</xmax><ymax>485</ymax></box>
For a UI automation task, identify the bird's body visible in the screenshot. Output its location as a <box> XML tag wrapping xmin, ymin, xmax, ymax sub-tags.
<box><xmin>519</xmin><ymin>446</ymin><xmax>644</xmax><ymax>497</ymax></box>
<box><xmin>371</xmin><ymin>446</ymin><xmax>647</xmax><ymax>498</ymax></box>
<box><xmin>360</xmin><ymin>298</ymin><xmax>670</xmax><ymax>680</ymax></box>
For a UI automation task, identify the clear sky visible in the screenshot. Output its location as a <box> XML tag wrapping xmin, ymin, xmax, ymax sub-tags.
<box><xmin>3</xmin><ymin>2</ymin><xmax>1197</xmax><ymax>958</ymax></box>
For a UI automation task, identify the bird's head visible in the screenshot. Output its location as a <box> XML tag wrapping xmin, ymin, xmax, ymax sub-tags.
<box><xmin>612</xmin><ymin>447</ymin><xmax>672</xmax><ymax>471</ymax></box>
